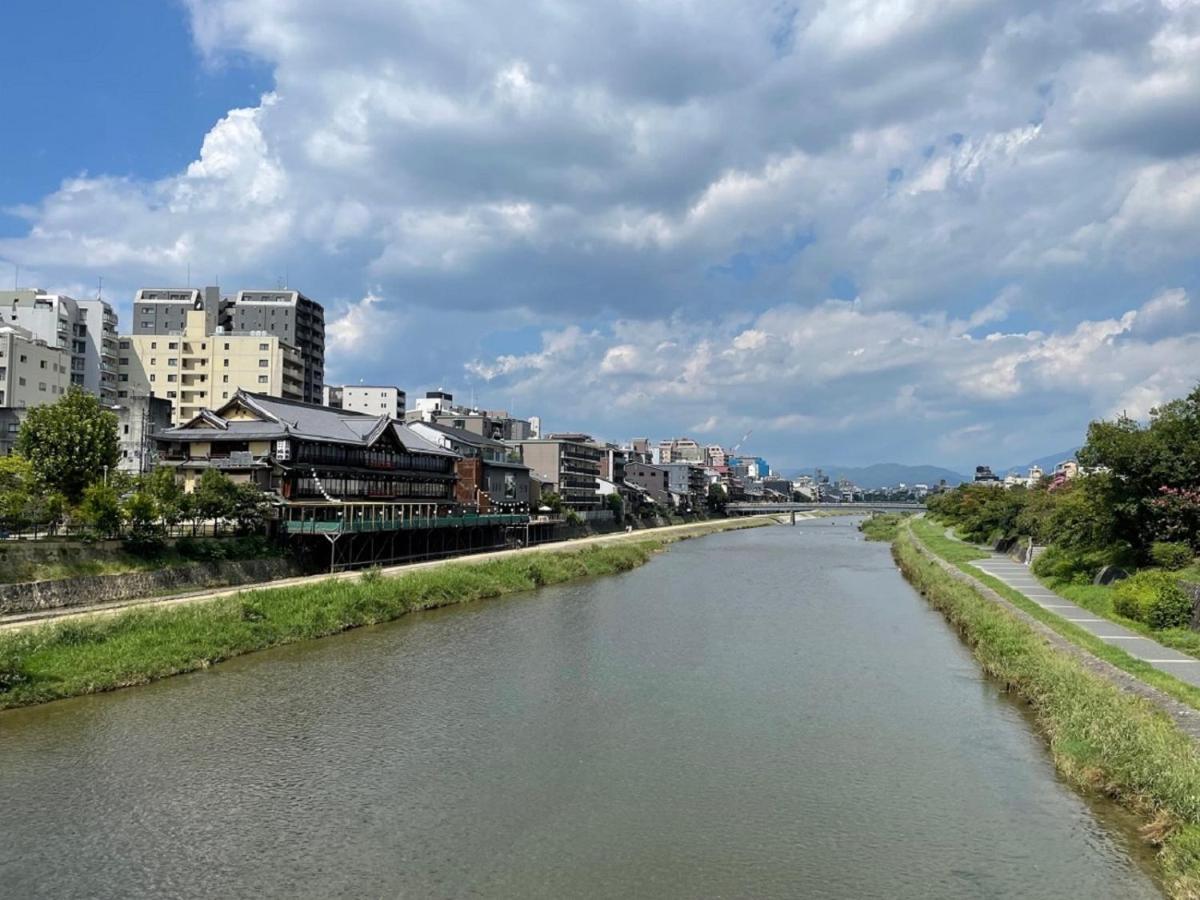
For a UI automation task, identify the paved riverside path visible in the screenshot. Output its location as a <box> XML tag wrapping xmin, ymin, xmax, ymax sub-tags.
<box><xmin>971</xmin><ymin>555</ymin><xmax>1200</xmax><ymax>688</ymax></box>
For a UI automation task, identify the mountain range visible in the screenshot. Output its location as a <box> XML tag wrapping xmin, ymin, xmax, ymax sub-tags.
<box><xmin>788</xmin><ymin>449</ymin><xmax>1081</xmax><ymax>490</ymax></box>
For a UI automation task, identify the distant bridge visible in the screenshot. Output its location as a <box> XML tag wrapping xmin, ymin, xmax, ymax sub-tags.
<box><xmin>727</xmin><ymin>501</ymin><xmax>925</xmax><ymax>515</ymax></box>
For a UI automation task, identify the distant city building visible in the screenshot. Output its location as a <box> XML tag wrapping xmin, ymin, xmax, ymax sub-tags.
<box><xmin>624</xmin><ymin>461</ymin><xmax>671</xmax><ymax>507</ymax></box>
<box><xmin>0</xmin><ymin>289</ymin><xmax>119</xmax><ymax>403</ymax></box>
<box><xmin>225</xmin><ymin>290</ymin><xmax>325</xmax><ymax>404</ymax></box>
<box><xmin>113</xmin><ymin>395</ymin><xmax>174</xmax><ymax>474</ymax></box>
<box><xmin>129</xmin><ymin>285</ymin><xmax>326</xmax><ymax>405</ymax></box>
<box><xmin>660</xmin><ymin>462</ymin><xmax>708</xmax><ymax>509</ymax></box>
<box><xmin>705</xmin><ymin>445</ymin><xmax>728</xmax><ymax>467</ymax></box>
<box><xmin>119</xmin><ymin>305</ymin><xmax>304</xmax><ymax>425</ymax></box>
<box><xmin>409</xmin><ymin>421</ymin><xmax>532</xmax><ymax>510</ymax></box>
<box><xmin>407</xmin><ymin>390</ymin><xmax>536</xmax><ymax>441</ymax></box>
<box><xmin>658</xmin><ymin>437</ymin><xmax>704</xmax><ymax>464</ymax></box>
<box><xmin>0</xmin><ymin>323</ymin><xmax>70</xmax><ymax>409</ymax></box>
<box><xmin>973</xmin><ymin>465</ymin><xmax>1002</xmax><ymax>484</ymax></box>
<box><xmin>325</xmin><ymin>384</ymin><xmax>406</xmax><ymax>418</ymax></box>
<box><xmin>519</xmin><ymin>436</ymin><xmax>602</xmax><ymax>510</ymax></box>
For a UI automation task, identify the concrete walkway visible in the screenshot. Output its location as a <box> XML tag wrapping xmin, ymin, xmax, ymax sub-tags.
<box><xmin>971</xmin><ymin>555</ymin><xmax>1200</xmax><ymax>688</ymax></box>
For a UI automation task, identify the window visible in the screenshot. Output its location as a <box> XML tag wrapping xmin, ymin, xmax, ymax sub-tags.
<box><xmin>140</xmin><ymin>322</ymin><xmax>150</xmax><ymax>329</ymax></box>
<box><xmin>119</xmin><ymin>374</ymin><xmax>129</xmax><ymax>382</ymax></box>
<box><xmin>118</xmin><ymin>390</ymin><xmax>128</xmax><ymax>399</ymax></box>
<box><xmin>123</xmin><ymin>425</ymin><xmax>130</xmax><ymax>435</ymax></box>
<box><xmin>166</xmin><ymin>391</ymin><xmax>177</xmax><ymax>398</ymax></box>
<box><xmin>168</xmin><ymin>342</ymin><xmax>178</xmax><ymax>349</ymax></box>
<box><xmin>151</xmin><ymin>342</ymin><xmax>157</xmax><ymax>349</ymax></box>
<box><xmin>167</xmin><ymin>374</ymin><xmax>177</xmax><ymax>383</ymax></box>
<box><xmin>259</xmin><ymin>359</ymin><xmax>268</xmax><ymax>367</ymax></box>
<box><xmin>150</xmin><ymin>358</ymin><xmax>156</xmax><ymax>365</ymax></box>
<box><xmin>18</xmin><ymin>377</ymin><xmax>25</xmax><ymax>386</ymax></box>
<box><xmin>223</xmin><ymin>359</ymin><xmax>230</xmax><ymax>367</ymax></box>
<box><xmin>119</xmin><ymin>340</ymin><xmax>130</xmax><ymax>350</ymax></box>
<box><xmin>222</xmin><ymin>375</ymin><xmax>229</xmax><ymax>383</ymax></box>
<box><xmin>149</xmin><ymin>374</ymin><xmax>156</xmax><ymax>382</ymax></box>
<box><xmin>259</xmin><ymin>343</ymin><xmax>269</xmax><ymax>351</ymax></box>
<box><xmin>258</xmin><ymin>375</ymin><xmax>269</xmax><ymax>384</ymax></box>
<box><xmin>167</xmin><ymin>359</ymin><xmax>176</xmax><ymax>367</ymax></box>
<box><xmin>222</xmin><ymin>392</ymin><xmax>229</xmax><ymax>399</ymax></box>
<box><xmin>119</xmin><ymin>357</ymin><xmax>129</xmax><ymax>365</ymax></box>
<box><xmin>19</xmin><ymin>354</ymin><xmax>26</xmax><ymax>363</ymax></box>
<box><xmin>39</xmin><ymin>360</ymin><xmax>46</xmax><ymax>369</ymax></box>
<box><xmin>224</xmin><ymin>343</ymin><xmax>230</xmax><ymax>350</ymax></box>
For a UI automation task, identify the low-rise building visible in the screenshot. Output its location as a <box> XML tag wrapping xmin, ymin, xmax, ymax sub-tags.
<box><xmin>409</xmin><ymin>421</ymin><xmax>532</xmax><ymax>510</ymax></box>
<box><xmin>518</xmin><ymin>435</ymin><xmax>602</xmax><ymax>510</ymax></box>
<box><xmin>155</xmin><ymin>391</ymin><xmax>459</xmax><ymax>502</ymax></box>
<box><xmin>660</xmin><ymin>462</ymin><xmax>708</xmax><ymax>509</ymax></box>
<box><xmin>624</xmin><ymin>461</ymin><xmax>671</xmax><ymax>507</ymax></box>
<box><xmin>325</xmin><ymin>384</ymin><xmax>406</xmax><ymax>418</ymax></box>
<box><xmin>113</xmin><ymin>395</ymin><xmax>175</xmax><ymax>474</ymax></box>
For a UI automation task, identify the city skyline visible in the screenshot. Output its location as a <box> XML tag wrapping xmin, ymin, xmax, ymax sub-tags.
<box><xmin>2</xmin><ymin>1</ymin><xmax>1198</xmax><ymax>470</ymax></box>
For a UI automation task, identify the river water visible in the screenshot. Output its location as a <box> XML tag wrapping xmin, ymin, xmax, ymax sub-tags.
<box><xmin>0</xmin><ymin>519</ymin><xmax>1161</xmax><ymax>898</ymax></box>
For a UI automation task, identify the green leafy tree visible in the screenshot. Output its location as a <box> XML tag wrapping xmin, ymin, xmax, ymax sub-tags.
<box><xmin>706</xmin><ymin>483</ymin><xmax>728</xmax><ymax>513</ymax></box>
<box><xmin>1079</xmin><ymin>385</ymin><xmax>1200</xmax><ymax>555</ymax></box>
<box><xmin>78</xmin><ymin>483</ymin><xmax>122</xmax><ymax>537</ymax></box>
<box><xmin>605</xmin><ymin>492</ymin><xmax>624</xmax><ymax>522</ymax></box>
<box><xmin>144</xmin><ymin>467</ymin><xmax>185</xmax><ymax>529</ymax></box>
<box><xmin>193</xmin><ymin>470</ymin><xmax>238</xmax><ymax>534</ymax></box>
<box><xmin>122</xmin><ymin>490</ymin><xmax>163</xmax><ymax>551</ymax></box>
<box><xmin>14</xmin><ymin>389</ymin><xmax>118</xmax><ymax>502</ymax></box>
<box><xmin>0</xmin><ymin>455</ymin><xmax>37</xmax><ymax>527</ymax></box>
<box><xmin>230</xmin><ymin>483</ymin><xmax>270</xmax><ymax>535</ymax></box>
<box><xmin>538</xmin><ymin>491</ymin><xmax>564</xmax><ymax>514</ymax></box>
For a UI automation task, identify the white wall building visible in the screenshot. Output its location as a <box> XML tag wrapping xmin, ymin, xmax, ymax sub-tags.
<box><xmin>325</xmin><ymin>384</ymin><xmax>406</xmax><ymax>418</ymax></box>
<box><xmin>0</xmin><ymin>324</ymin><xmax>70</xmax><ymax>409</ymax></box>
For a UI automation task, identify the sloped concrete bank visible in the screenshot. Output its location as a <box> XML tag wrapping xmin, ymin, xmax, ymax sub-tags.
<box><xmin>0</xmin><ymin>558</ymin><xmax>303</xmax><ymax>617</ymax></box>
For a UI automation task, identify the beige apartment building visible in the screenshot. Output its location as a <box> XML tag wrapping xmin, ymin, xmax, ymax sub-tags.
<box><xmin>118</xmin><ymin>307</ymin><xmax>303</xmax><ymax>425</ymax></box>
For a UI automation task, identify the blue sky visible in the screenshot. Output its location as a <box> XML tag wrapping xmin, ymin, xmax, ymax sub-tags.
<box><xmin>2</xmin><ymin>0</ymin><xmax>1199</xmax><ymax>472</ymax></box>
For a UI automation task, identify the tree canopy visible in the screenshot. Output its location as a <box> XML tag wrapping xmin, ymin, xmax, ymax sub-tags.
<box><xmin>14</xmin><ymin>389</ymin><xmax>119</xmax><ymax>503</ymax></box>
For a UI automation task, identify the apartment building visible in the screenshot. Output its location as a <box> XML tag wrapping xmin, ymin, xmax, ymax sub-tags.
<box><xmin>0</xmin><ymin>324</ymin><xmax>70</xmax><ymax>409</ymax></box>
<box><xmin>226</xmin><ymin>290</ymin><xmax>325</xmax><ymax>403</ymax></box>
<box><xmin>518</xmin><ymin>435</ymin><xmax>602</xmax><ymax>510</ymax></box>
<box><xmin>657</xmin><ymin>437</ymin><xmax>704</xmax><ymax>464</ymax></box>
<box><xmin>119</xmin><ymin>306</ymin><xmax>303</xmax><ymax>425</ymax></box>
<box><xmin>324</xmin><ymin>384</ymin><xmax>406</xmax><ymax>418</ymax></box>
<box><xmin>0</xmin><ymin>289</ymin><xmax>118</xmax><ymax>403</ymax></box>
<box><xmin>407</xmin><ymin>390</ymin><xmax>536</xmax><ymax>440</ymax></box>
<box><xmin>131</xmin><ymin>287</ymin><xmax>225</xmax><ymax>335</ymax></box>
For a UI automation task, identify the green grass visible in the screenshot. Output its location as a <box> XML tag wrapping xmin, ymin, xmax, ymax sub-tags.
<box><xmin>858</xmin><ymin>513</ymin><xmax>910</xmax><ymax>542</ymax></box>
<box><xmin>0</xmin><ymin>517</ymin><xmax>771</xmax><ymax>710</ymax></box>
<box><xmin>895</xmin><ymin>528</ymin><xmax>1200</xmax><ymax>897</ymax></box>
<box><xmin>0</xmin><ymin>536</ymin><xmax>280</xmax><ymax>584</ymax></box>
<box><xmin>1048</xmin><ymin>579</ymin><xmax>1200</xmax><ymax>662</ymax></box>
<box><xmin>911</xmin><ymin>516</ymin><xmax>1200</xmax><ymax>712</ymax></box>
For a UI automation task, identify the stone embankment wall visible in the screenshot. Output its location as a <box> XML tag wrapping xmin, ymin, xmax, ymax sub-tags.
<box><xmin>0</xmin><ymin>558</ymin><xmax>303</xmax><ymax>617</ymax></box>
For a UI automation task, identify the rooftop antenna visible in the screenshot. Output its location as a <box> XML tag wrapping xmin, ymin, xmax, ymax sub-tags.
<box><xmin>97</xmin><ymin>275</ymin><xmax>103</xmax><ymax>299</ymax></box>
<box><xmin>13</xmin><ymin>263</ymin><xmax>19</xmax><ymax>290</ymax></box>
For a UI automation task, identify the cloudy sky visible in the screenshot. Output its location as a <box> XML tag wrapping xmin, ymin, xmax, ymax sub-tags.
<box><xmin>2</xmin><ymin>0</ymin><xmax>1199</xmax><ymax>472</ymax></box>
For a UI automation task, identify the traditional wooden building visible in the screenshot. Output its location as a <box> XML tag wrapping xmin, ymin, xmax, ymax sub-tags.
<box><xmin>155</xmin><ymin>391</ymin><xmax>459</xmax><ymax>504</ymax></box>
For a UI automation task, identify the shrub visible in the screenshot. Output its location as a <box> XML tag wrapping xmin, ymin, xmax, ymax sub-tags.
<box><xmin>1032</xmin><ymin>545</ymin><xmax>1119</xmax><ymax>584</ymax></box>
<box><xmin>1113</xmin><ymin>571</ymin><xmax>1193</xmax><ymax>630</ymax></box>
<box><xmin>1151</xmin><ymin>541</ymin><xmax>1194</xmax><ymax>571</ymax></box>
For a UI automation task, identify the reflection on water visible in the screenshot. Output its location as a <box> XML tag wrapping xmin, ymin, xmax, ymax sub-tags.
<box><xmin>0</xmin><ymin>518</ymin><xmax>1161</xmax><ymax>898</ymax></box>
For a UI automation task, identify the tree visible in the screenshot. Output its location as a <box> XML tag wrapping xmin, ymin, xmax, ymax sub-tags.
<box><xmin>0</xmin><ymin>455</ymin><xmax>37</xmax><ymax>527</ymax></box>
<box><xmin>1079</xmin><ymin>386</ymin><xmax>1200</xmax><ymax>556</ymax></box>
<box><xmin>230</xmin><ymin>482</ymin><xmax>270</xmax><ymax>534</ymax></box>
<box><xmin>78</xmin><ymin>483</ymin><xmax>122</xmax><ymax>537</ymax></box>
<box><xmin>538</xmin><ymin>491</ymin><xmax>564</xmax><ymax>514</ymax></box>
<box><xmin>14</xmin><ymin>389</ymin><xmax>118</xmax><ymax>503</ymax></box>
<box><xmin>144</xmin><ymin>467</ymin><xmax>185</xmax><ymax>529</ymax></box>
<box><xmin>605</xmin><ymin>492</ymin><xmax>624</xmax><ymax>522</ymax></box>
<box><xmin>193</xmin><ymin>470</ymin><xmax>238</xmax><ymax>534</ymax></box>
<box><xmin>706</xmin><ymin>483</ymin><xmax>728</xmax><ymax>514</ymax></box>
<box><xmin>123</xmin><ymin>490</ymin><xmax>162</xmax><ymax>551</ymax></box>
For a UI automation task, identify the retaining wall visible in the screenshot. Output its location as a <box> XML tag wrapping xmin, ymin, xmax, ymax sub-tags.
<box><xmin>0</xmin><ymin>558</ymin><xmax>303</xmax><ymax>617</ymax></box>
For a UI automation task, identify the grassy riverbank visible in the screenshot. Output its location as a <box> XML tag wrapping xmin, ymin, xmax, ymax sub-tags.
<box><xmin>0</xmin><ymin>519</ymin><xmax>766</xmax><ymax>710</ymax></box>
<box><xmin>858</xmin><ymin>513</ymin><xmax>908</xmax><ymax>542</ymax></box>
<box><xmin>896</xmin><ymin>526</ymin><xmax>1200</xmax><ymax>896</ymax></box>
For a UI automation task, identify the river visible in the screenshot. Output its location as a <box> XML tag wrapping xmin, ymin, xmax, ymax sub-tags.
<box><xmin>0</xmin><ymin>518</ymin><xmax>1160</xmax><ymax>898</ymax></box>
